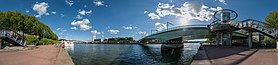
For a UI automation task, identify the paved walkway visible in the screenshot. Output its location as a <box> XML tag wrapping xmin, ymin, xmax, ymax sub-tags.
<box><xmin>0</xmin><ymin>45</ymin><xmax>72</xmax><ymax>65</ymax></box>
<box><xmin>55</xmin><ymin>46</ymin><xmax>74</xmax><ymax>65</ymax></box>
<box><xmin>238</xmin><ymin>49</ymin><xmax>278</xmax><ymax>65</ymax></box>
<box><xmin>192</xmin><ymin>45</ymin><xmax>278</xmax><ymax>65</ymax></box>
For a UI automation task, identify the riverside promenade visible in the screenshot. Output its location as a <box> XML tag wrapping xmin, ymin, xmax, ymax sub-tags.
<box><xmin>0</xmin><ymin>45</ymin><xmax>74</xmax><ymax>65</ymax></box>
<box><xmin>192</xmin><ymin>45</ymin><xmax>278</xmax><ymax>65</ymax></box>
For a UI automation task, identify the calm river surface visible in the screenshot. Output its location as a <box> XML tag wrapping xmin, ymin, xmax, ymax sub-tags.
<box><xmin>65</xmin><ymin>43</ymin><xmax>200</xmax><ymax>65</ymax></box>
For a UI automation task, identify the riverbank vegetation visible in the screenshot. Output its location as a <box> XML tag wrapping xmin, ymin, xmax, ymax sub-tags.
<box><xmin>103</xmin><ymin>37</ymin><xmax>135</xmax><ymax>41</ymax></box>
<box><xmin>264</xmin><ymin>10</ymin><xmax>278</xmax><ymax>44</ymax></box>
<box><xmin>0</xmin><ymin>11</ymin><xmax>58</xmax><ymax>45</ymax></box>
<box><xmin>92</xmin><ymin>37</ymin><xmax>136</xmax><ymax>43</ymax></box>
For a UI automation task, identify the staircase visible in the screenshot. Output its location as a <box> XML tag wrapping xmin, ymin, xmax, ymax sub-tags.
<box><xmin>0</xmin><ymin>28</ymin><xmax>26</xmax><ymax>46</ymax></box>
<box><xmin>210</xmin><ymin>19</ymin><xmax>278</xmax><ymax>39</ymax></box>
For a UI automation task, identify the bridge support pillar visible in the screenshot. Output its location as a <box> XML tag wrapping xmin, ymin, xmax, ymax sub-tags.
<box><xmin>220</xmin><ymin>32</ymin><xmax>224</xmax><ymax>45</ymax></box>
<box><xmin>228</xmin><ymin>32</ymin><xmax>232</xmax><ymax>47</ymax></box>
<box><xmin>161</xmin><ymin>44</ymin><xmax>183</xmax><ymax>51</ymax></box>
<box><xmin>216</xmin><ymin>32</ymin><xmax>220</xmax><ymax>46</ymax></box>
<box><xmin>248</xmin><ymin>31</ymin><xmax>253</xmax><ymax>48</ymax></box>
<box><xmin>218</xmin><ymin>32</ymin><xmax>232</xmax><ymax>47</ymax></box>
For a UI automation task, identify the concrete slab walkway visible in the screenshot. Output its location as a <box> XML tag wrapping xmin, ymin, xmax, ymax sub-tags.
<box><xmin>0</xmin><ymin>45</ymin><xmax>74</xmax><ymax>65</ymax></box>
<box><xmin>0</xmin><ymin>45</ymin><xmax>59</xmax><ymax>65</ymax></box>
<box><xmin>192</xmin><ymin>45</ymin><xmax>278</xmax><ymax>65</ymax></box>
<box><xmin>55</xmin><ymin>46</ymin><xmax>74</xmax><ymax>65</ymax></box>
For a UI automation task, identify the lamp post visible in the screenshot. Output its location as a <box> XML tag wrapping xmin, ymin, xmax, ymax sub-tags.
<box><xmin>166</xmin><ymin>22</ymin><xmax>174</xmax><ymax>31</ymax></box>
<box><xmin>151</xmin><ymin>29</ymin><xmax>158</xmax><ymax>34</ymax></box>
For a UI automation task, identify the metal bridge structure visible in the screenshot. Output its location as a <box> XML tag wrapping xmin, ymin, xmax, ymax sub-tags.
<box><xmin>0</xmin><ymin>28</ymin><xmax>26</xmax><ymax>48</ymax></box>
<box><xmin>139</xmin><ymin>9</ymin><xmax>278</xmax><ymax>49</ymax></box>
<box><xmin>210</xmin><ymin>9</ymin><xmax>278</xmax><ymax>48</ymax></box>
<box><xmin>139</xmin><ymin>25</ymin><xmax>247</xmax><ymax>43</ymax></box>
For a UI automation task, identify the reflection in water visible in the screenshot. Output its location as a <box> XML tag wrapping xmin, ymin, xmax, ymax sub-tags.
<box><xmin>65</xmin><ymin>46</ymin><xmax>74</xmax><ymax>52</ymax></box>
<box><xmin>66</xmin><ymin>43</ymin><xmax>200</xmax><ymax>65</ymax></box>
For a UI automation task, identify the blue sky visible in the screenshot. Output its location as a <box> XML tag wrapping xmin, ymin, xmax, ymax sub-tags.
<box><xmin>0</xmin><ymin>0</ymin><xmax>277</xmax><ymax>40</ymax></box>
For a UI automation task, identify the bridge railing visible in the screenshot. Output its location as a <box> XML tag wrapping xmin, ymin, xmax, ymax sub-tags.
<box><xmin>149</xmin><ymin>25</ymin><xmax>208</xmax><ymax>36</ymax></box>
<box><xmin>241</xmin><ymin>19</ymin><xmax>277</xmax><ymax>38</ymax></box>
<box><xmin>0</xmin><ymin>28</ymin><xmax>26</xmax><ymax>46</ymax></box>
<box><xmin>210</xmin><ymin>19</ymin><xmax>278</xmax><ymax>39</ymax></box>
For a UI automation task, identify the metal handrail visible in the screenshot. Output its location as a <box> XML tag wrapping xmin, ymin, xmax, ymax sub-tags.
<box><xmin>0</xmin><ymin>28</ymin><xmax>26</xmax><ymax>46</ymax></box>
<box><xmin>228</xmin><ymin>19</ymin><xmax>277</xmax><ymax>38</ymax></box>
<box><xmin>148</xmin><ymin>25</ymin><xmax>208</xmax><ymax>36</ymax></box>
<box><xmin>240</xmin><ymin>19</ymin><xmax>278</xmax><ymax>37</ymax></box>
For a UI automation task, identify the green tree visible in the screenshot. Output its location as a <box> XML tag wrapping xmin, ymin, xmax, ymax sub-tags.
<box><xmin>265</xmin><ymin>11</ymin><xmax>278</xmax><ymax>43</ymax></box>
<box><xmin>0</xmin><ymin>11</ymin><xmax>58</xmax><ymax>40</ymax></box>
<box><xmin>265</xmin><ymin>11</ymin><xmax>278</xmax><ymax>29</ymax></box>
<box><xmin>39</xmin><ymin>38</ymin><xmax>56</xmax><ymax>45</ymax></box>
<box><xmin>25</xmin><ymin>35</ymin><xmax>39</xmax><ymax>45</ymax></box>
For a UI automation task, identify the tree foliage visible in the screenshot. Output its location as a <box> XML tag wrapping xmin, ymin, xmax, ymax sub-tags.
<box><xmin>263</xmin><ymin>37</ymin><xmax>276</xmax><ymax>44</ymax></box>
<box><xmin>264</xmin><ymin>11</ymin><xmax>278</xmax><ymax>43</ymax></box>
<box><xmin>0</xmin><ymin>11</ymin><xmax>58</xmax><ymax>40</ymax></box>
<box><xmin>103</xmin><ymin>37</ymin><xmax>135</xmax><ymax>41</ymax></box>
<box><xmin>25</xmin><ymin>35</ymin><xmax>39</xmax><ymax>45</ymax></box>
<box><xmin>205</xmin><ymin>37</ymin><xmax>215</xmax><ymax>43</ymax></box>
<box><xmin>39</xmin><ymin>38</ymin><xmax>57</xmax><ymax>45</ymax></box>
<box><xmin>265</xmin><ymin>11</ymin><xmax>278</xmax><ymax>29</ymax></box>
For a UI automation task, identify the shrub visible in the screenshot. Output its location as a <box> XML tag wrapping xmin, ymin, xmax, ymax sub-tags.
<box><xmin>39</xmin><ymin>38</ymin><xmax>57</xmax><ymax>45</ymax></box>
<box><xmin>25</xmin><ymin>35</ymin><xmax>39</xmax><ymax>45</ymax></box>
<box><xmin>263</xmin><ymin>37</ymin><xmax>276</xmax><ymax>44</ymax></box>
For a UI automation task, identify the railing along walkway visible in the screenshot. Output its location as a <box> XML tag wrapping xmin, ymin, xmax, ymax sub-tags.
<box><xmin>0</xmin><ymin>28</ymin><xmax>26</xmax><ymax>46</ymax></box>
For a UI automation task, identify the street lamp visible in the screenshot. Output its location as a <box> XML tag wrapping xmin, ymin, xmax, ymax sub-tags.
<box><xmin>151</xmin><ymin>29</ymin><xmax>158</xmax><ymax>34</ymax></box>
<box><xmin>166</xmin><ymin>22</ymin><xmax>174</xmax><ymax>31</ymax></box>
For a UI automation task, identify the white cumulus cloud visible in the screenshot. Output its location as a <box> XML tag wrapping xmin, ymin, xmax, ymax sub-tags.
<box><xmin>78</xmin><ymin>9</ymin><xmax>92</xmax><ymax>15</ymax></box>
<box><xmin>71</xmin><ymin>19</ymin><xmax>92</xmax><ymax>31</ymax></box>
<box><xmin>80</xmin><ymin>24</ymin><xmax>92</xmax><ymax>31</ymax></box>
<box><xmin>71</xmin><ymin>19</ymin><xmax>90</xmax><ymax>26</ymax></box>
<box><xmin>84</xmin><ymin>5</ymin><xmax>87</xmax><ymax>8</ymax></box>
<box><xmin>26</xmin><ymin>10</ymin><xmax>30</xmax><ymax>13</ymax></box>
<box><xmin>33</xmin><ymin>2</ymin><xmax>49</xmax><ymax>18</ymax></box>
<box><xmin>218</xmin><ymin>0</ymin><xmax>226</xmax><ymax>4</ymax></box>
<box><xmin>65</xmin><ymin>0</ymin><xmax>74</xmax><ymax>7</ymax></box>
<box><xmin>70</xmin><ymin>27</ymin><xmax>78</xmax><ymax>30</ymax></box>
<box><xmin>108</xmin><ymin>29</ymin><xmax>119</xmax><ymax>34</ymax></box>
<box><xmin>148</xmin><ymin>13</ymin><xmax>160</xmax><ymax>19</ymax></box>
<box><xmin>75</xmin><ymin>15</ymin><xmax>83</xmax><ymax>19</ymax></box>
<box><xmin>148</xmin><ymin>1</ymin><xmax>223</xmax><ymax>25</ymax></box>
<box><xmin>139</xmin><ymin>31</ymin><xmax>147</xmax><ymax>35</ymax></box>
<box><xmin>144</xmin><ymin>11</ymin><xmax>148</xmax><ymax>13</ymax></box>
<box><xmin>91</xmin><ymin>30</ymin><xmax>101</xmax><ymax>35</ymax></box>
<box><xmin>93</xmin><ymin>1</ymin><xmax>105</xmax><ymax>6</ymax></box>
<box><xmin>51</xmin><ymin>11</ymin><xmax>56</xmax><ymax>14</ymax></box>
<box><xmin>123</xmin><ymin>26</ymin><xmax>133</xmax><ymax>30</ymax></box>
<box><xmin>57</xmin><ymin>28</ymin><xmax>62</xmax><ymax>31</ymax></box>
<box><xmin>209</xmin><ymin>6</ymin><xmax>223</xmax><ymax>11</ymax></box>
<box><xmin>62</xmin><ymin>30</ymin><xmax>67</xmax><ymax>32</ymax></box>
<box><xmin>155</xmin><ymin>22</ymin><xmax>167</xmax><ymax>31</ymax></box>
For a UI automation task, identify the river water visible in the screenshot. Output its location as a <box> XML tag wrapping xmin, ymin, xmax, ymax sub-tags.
<box><xmin>65</xmin><ymin>43</ymin><xmax>200</xmax><ymax>65</ymax></box>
